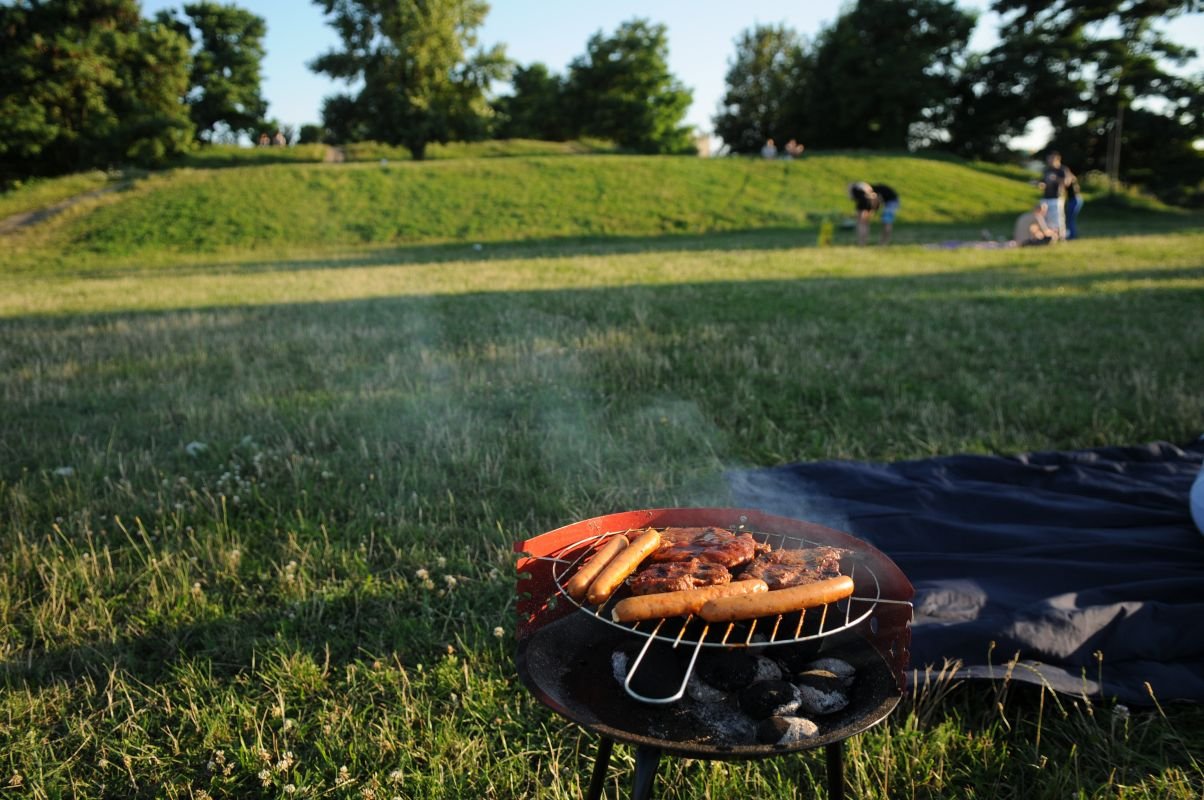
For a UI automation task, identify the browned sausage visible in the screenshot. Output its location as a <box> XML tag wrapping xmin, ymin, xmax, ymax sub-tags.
<box><xmin>698</xmin><ymin>575</ymin><xmax>855</xmax><ymax>622</ymax></box>
<box><xmin>565</xmin><ymin>535</ymin><xmax>628</xmax><ymax>602</ymax></box>
<box><xmin>610</xmin><ymin>579</ymin><xmax>769</xmax><ymax>622</ymax></box>
<box><xmin>586</xmin><ymin>528</ymin><xmax>662</xmax><ymax>606</ymax></box>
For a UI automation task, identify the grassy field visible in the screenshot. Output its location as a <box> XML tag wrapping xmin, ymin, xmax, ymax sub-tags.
<box><xmin>2</xmin><ymin>153</ymin><xmax>1203</xmax><ymax>798</ymax></box>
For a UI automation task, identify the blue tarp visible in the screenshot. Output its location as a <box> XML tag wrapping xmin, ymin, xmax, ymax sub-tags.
<box><xmin>728</xmin><ymin>439</ymin><xmax>1204</xmax><ymax>705</ymax></box>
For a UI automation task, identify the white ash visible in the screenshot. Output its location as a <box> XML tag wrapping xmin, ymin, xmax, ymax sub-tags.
<box><xmin>686</xmin><ymin>673</ymin><xmax>728</xmax><ymax>703</ymax></box>
<box><xmin>611</xmin><ymin>651</ymin><xmax>630</xmax><ymax>685</ymax></box>
<box><xmin>796</xmin><ymin>682</ymin><xmax>850</xmax><ymax>716</ymax></box>
<box><xmin>758</xmin><ymin>715</ymin><xmax>820</xmax><ymax>746</ymax></box>
<box><xmin>688</xmin><ymin>699</ymin><xmax>758</xmax><ymax>745</ymax></box>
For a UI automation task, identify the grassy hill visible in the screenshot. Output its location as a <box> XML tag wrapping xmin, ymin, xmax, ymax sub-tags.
<box><xmin>2</xmin><ymin>148</ymin><xmax>1203</xmax><ymax>798</ymax></box>
<box><xmin>0</xmin><ymin>152</ymin><xmax>1106</xmax><ymax>267</ymax></box>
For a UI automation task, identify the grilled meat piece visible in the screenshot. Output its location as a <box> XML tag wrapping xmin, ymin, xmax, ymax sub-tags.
<box><xmin>739</xmin><ymin>546</ymin><xmax>845</xmax><ymax>590</ymax></box>
<box><xmin>628</xmin><ymin>558</ymin><xmax>732</xmax><ymax>596</ymax></box>
<box><xmin>639</xmin><ymin>526</ymin><xmax>765</xmax><ymax>568</ymax></box>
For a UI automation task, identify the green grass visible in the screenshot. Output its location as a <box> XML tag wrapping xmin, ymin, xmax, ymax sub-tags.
<box><xmin>1</xmin><ymin>153</ymin><xmax>1203</xmax><ymax>798</ymax></box>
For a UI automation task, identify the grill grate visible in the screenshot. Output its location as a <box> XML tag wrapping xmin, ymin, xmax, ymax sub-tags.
<box><xmin>536</xmin><ymin>524</ymin><xmax>908</xmax><ymax>704</ymax></box>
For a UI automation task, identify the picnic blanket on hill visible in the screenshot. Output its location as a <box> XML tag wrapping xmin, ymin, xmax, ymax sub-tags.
<box><xmin>728</xmin><ymin>439</ymin><xmax>1204</xmax><ymax>705</ymax></box>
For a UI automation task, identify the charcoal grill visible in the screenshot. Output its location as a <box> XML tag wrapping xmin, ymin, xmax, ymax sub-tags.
<box><xmin>515</xmin><ymin>508</ymin><xmax>914</xmax><ymax>799</ymax></box>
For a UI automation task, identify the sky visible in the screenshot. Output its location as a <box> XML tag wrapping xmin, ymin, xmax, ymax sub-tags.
<box><xmin>140</xmin><ymin>0</ymin><xmax>1204</xmax><ymax>146</ymax></box>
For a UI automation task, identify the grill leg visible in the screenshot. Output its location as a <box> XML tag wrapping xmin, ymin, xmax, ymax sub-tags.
<box><xmin>631</xmin><ymin>745</ymin><xmax>661</xmax><ymax>800</ymax></box>
<box><xmin>585</xmin><ymin>737</ymin><xmax>614</xmax><ymax>800</ymax></box>
<box><xmin>825</xmin><ymin>741</ymin><xmax>845</xmax><ymax>800</ymax></box>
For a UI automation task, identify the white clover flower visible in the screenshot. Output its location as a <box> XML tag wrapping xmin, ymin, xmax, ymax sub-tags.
<box><xmin>336</xmin><ymin>766</ymin><xmax>351</xmax><ymax>785</ymax></box>
<box><xmin>415</xmin><ymin>568</ymin><xmax>429</xmax><ymax>580</ymax></box>
<box><xmin>283</xmin><ymin>784</ymin><xmax>296</xmax><ymax>794</ymax></box>
<box><xmin>388</xmin><ymin>770</ymin><xmax>403</xmax><ymax>785</ymax></box>
<box><xmin>53</xmin><ymin>466</ymin><xmax>75</xmax><ymax>477</ymax></box>
<box><xmin>258</xmin><ymin>769</ymin><xmax>272</xmax><ymax>786</ymax></box>
<box><xmin>185</xmin><ymin>441</ymin><xmax>208</xmax><ymax>457</ymax></box>
<box><xmin>436</xmin><ymin>556</ymin><xmax>447</xmax><ymax>568</ymax></box>
<box><xmin>443</xmin><ymin>575</ymin><xmax>457</xmax><ymax>590</ymax></box>
<box><xmin>493</xmin><ymin>626</ymin><xmax>505</xmax><ymax>639</ymax></box>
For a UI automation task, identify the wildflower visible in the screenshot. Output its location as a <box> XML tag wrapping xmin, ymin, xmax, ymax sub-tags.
<box><xmin>185</xmin><ymin>441</ymin><xmax>208</xmax><ymax>457</ymax></box>
<box><xmin>493</xmin><ymin>626</ymin><xmax>504</xmax><ymax>639</ymax></box>
<box><xmin>283</xmin><ymin>784</ymin><xmax>296</xmax><ymax>794</ymax></box>
<box><xmin>336</xmin><ymin>766</ymin><xmax>351</xmax><ymax>785</ymax></box>
<box><xmin>436</xmin><ymin>556</ymin><xmax>447</xmax><ymax>568</ymax></box>
<box><xmin>8</xmin><ymin>774</ymin><xmax>23</xmax><ymax>787</ymax></box>
<box><xmin>1115</xmin><ymin>704</ymin><xmax>1130</xmax><ymax>720</ymax></box>
<box><xmin>443</xmin><ymin>575</ymin><xmax>458</xmax><ymax>590</ymax></box>
<box><xmin>192</xmin><ymin>582</ymin><xmax>203</xmax><ymax>598</ymax></box>
<box><xmin>53</xmin><ymin>466</ymin><xmax>75</xmax><ymax>477</ymax></box>
<box><xmin>388</xmin><ymin>770</ymin><xmax>403</xmax><ymax>785</ymax></box>
<box><xmin>415</xmin><ymin>568</ymin><xmax>429</xmax><ymax>581</ymax></box>
<box><xmin>258</xmin><ymin>769</ymin><xmax>272</xmax><ymax>787</ymax></box>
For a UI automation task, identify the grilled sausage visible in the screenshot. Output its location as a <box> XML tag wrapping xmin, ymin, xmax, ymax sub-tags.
<box><xmin>586</xmin><ymin>528</ymin><xmax>661</xmax><ymax>606</ymax></box>
<box><xmin>565</xmin><ymin>535</ymin><xmax>628</xmax><ymax>602</ymax></box>
<box><xmin>698</xmin><ymin>575</ymin><xmax>855</xmax><ymax>622</ymax></box>
<box><xmin>610</xmin><ymin>579</ymin><xmax>769</xmax><ymax>623</ymax></box>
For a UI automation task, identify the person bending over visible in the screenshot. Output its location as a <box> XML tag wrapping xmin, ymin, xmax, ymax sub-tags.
<box><xmin>848</xmin><ymin>182</ymin><xmax>900</xmax><ymax>246</ymax></box>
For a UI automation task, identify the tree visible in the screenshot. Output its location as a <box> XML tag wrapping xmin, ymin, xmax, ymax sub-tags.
<box><xmin>493</xmin><ymin>63</ymin><xmax>570</xmax><ymax>140</ymax></box>
<box><xmin>309</xmin><ymin>0</ymin><xmax>509</xmax><ymax>159</ymax></box>
<box><xmin>713</xmin><ymin>24</ymin><xmax>810</xmax><ymax>155</ymax></box>
<box><xmin>949</xmin><ymin>0</ymin><xmax>1203</xmax><ymax>203</ymax></box>
<box><xmin>0</xmin><ymin>0</ymin><xmax>194</xmax><ymax>182</ymax></box>
<box><xmin>157</xmin><ymin>2</ymin><xmax>269</xmax><ymax>143</ymax></box>
<box><xmin>802</xmin><ymin>0</ymin><xmax>976</xmax><ymax>150</ymax></box>
<box><xmin>563</xmin><ymin>19</ymin><xmax>694</xmax><ymax>154</ymax></box>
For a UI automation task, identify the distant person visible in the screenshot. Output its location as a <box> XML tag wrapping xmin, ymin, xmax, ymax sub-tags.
<box><xmin>1064</xmin><ymin>172</ymin><xmax>1083</xmax><ymax>240</ymax></box>
<box><xmin>761</xmin><ymin>138</ymin><xmax>777</xmax><ymax>159</ymax></box>
<box><xmin>1012</xmin><ymin>202</ymin><xmax>1058</xmax><ymax>246</ymax></box>
<box><xmin>272</xmin><ymin>130</ymin><xmax>287</xmax><ymax>147</ymax></box>
<box><xmin>848</xmin><ymin>181</ymin><xmax>900</xmax><ymax>246</ymax></box>
<box><xmin>784</xmin><ymin>139</ymin><xmax>805</xmax><ymax>159</ymax></box>
<box><xmin>257</xmin><ymin>132</ymin><xmax>270</xmax><ymax>147</ymax></box>
<box><xmin>1039</xmin><ymin>151</ymin><xmax>1071</xmax><ymax>238</ymax></box>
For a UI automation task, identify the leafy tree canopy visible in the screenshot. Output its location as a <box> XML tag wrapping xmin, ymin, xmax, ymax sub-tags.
<box><xmin>712</xmin><ymin>24</ymin><xmax>810</xmax><ymax>155</ymax></box>
<box><xmin>157</xmin><ymin>1</ymin><xmax>269</xmax><ymax>142</ymax></box>
<box><xmin>0</xmin><ymin>0</ymin><xmax>194</xmax><ymax>183</ymax></box>
<box><xmin>309</xmin><ymin>0</ymin><xmax>509</xmax><ymax>159</ymax></box>
<box><xmin>803</xmin><ymin>0</ymin><xmax>976</xmax><ymax>150</ymax></box>
<box><xmin>564</xmin><ymin>18</ymin><xmax>695</xmax><ymax>154</ymax></box>
<box><xmin>493</xmin><ymin>63</ymin><xmax>570</xmax><ymax>141</ymax></box>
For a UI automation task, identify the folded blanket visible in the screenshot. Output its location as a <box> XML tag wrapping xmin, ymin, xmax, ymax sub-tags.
<box><xmin>728</xmin><ymin>440</ymin><xmax>1204</xmax><ymax>704</ymax></box>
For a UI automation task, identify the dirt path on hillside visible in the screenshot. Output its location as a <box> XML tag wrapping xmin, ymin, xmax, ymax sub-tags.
<box><xmin>0</xmin><ymin>185</ymin><xmax>122</xmax><ymax>235</ymax></box>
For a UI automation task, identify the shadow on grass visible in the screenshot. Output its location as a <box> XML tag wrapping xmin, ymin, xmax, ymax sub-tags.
<box><xmin>20</xmin><ymin>204</ymin><xmax>1203</xmax><ymax>281</ymax></box>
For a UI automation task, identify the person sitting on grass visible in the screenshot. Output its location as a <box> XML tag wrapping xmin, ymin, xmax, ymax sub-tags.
<box><xmin>1012</xmin><ymin>202</ymin><xmax>1059</xmax><ymax>246</ymax></box>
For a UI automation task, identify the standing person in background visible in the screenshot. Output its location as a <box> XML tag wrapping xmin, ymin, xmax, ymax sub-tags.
<box><xmin>1039</xmin><ymin>151</ymin><xmax>1070</xmax><ymax>238</ymax></box>
<box><xmin>1065</xmin><ymin>171</ymin><xmax>1083</xmax><ymax>240</ymax></box>
<box><xmin>848</xmin><ymin>181</ymin><xmax>900</xmax><ymax>246</ymax></box>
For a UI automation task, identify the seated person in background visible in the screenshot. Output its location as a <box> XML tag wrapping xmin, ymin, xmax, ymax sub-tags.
<box><xmin>1012</xmin><ymin>202</ymin><xmax>1059</xmax><ymax>246</ymax></box>
<box><xmin>761</xmin><ymin>138</ymin><xmax>778</xmax><ymax>159</ymax></box>
<box><xmin>784</xmin><ymin>139</ymin><xmax>805</xmax><ymax>158</ymax></box>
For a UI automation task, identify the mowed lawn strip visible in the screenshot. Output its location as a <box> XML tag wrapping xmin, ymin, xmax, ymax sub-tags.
<box><xmin>2</xmin><ymin>205</ymin><xmax>1203</xmax><ymax>794</ymax></box>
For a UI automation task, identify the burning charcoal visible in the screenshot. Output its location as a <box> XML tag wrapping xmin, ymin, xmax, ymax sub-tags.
<box><xmin>794</xmin><ymin>668</ymin><xmax>845</xmax><ymax>695</ymax></box>
<box><xmin>739</xmin><ymin>680</ymin><xmax>801</xmax><ymax>719</ymax></box>
<box><xmin>769</xmin><ymin>642</ymin><xmax>824</xmax><ymax>674</ymax></box>
<box><xmin>686</xmin><ymin>673</ymin><xmax>728</xmax><ymax>704</ymax></box>
<box><xmin>612</xmin><ymin>641</ymin><xmax>684</xmax><ymax>700</ymax></box>
<box><xmin>757</xmin><ymin>715</ymin><xmax>820</xmax><ymax>746</ymax></box>
<box><xmin>751</xmin><ymin>655</ymin><xmax>784</xmax><ymax>683</ymax></box>
<box><xmin>698</xmin><ymin>650</ymin><xmax>760</xmax><ymax>692</ymax></box>
<box><xmin>796</xmin><ymin>682</ymin><xmax>849</xmax><ymax>716</ymax></box>
<box><xmin>806</xmin><ymin>657</ymin><xmax>856</xmax><ymax>687</ymax></box>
